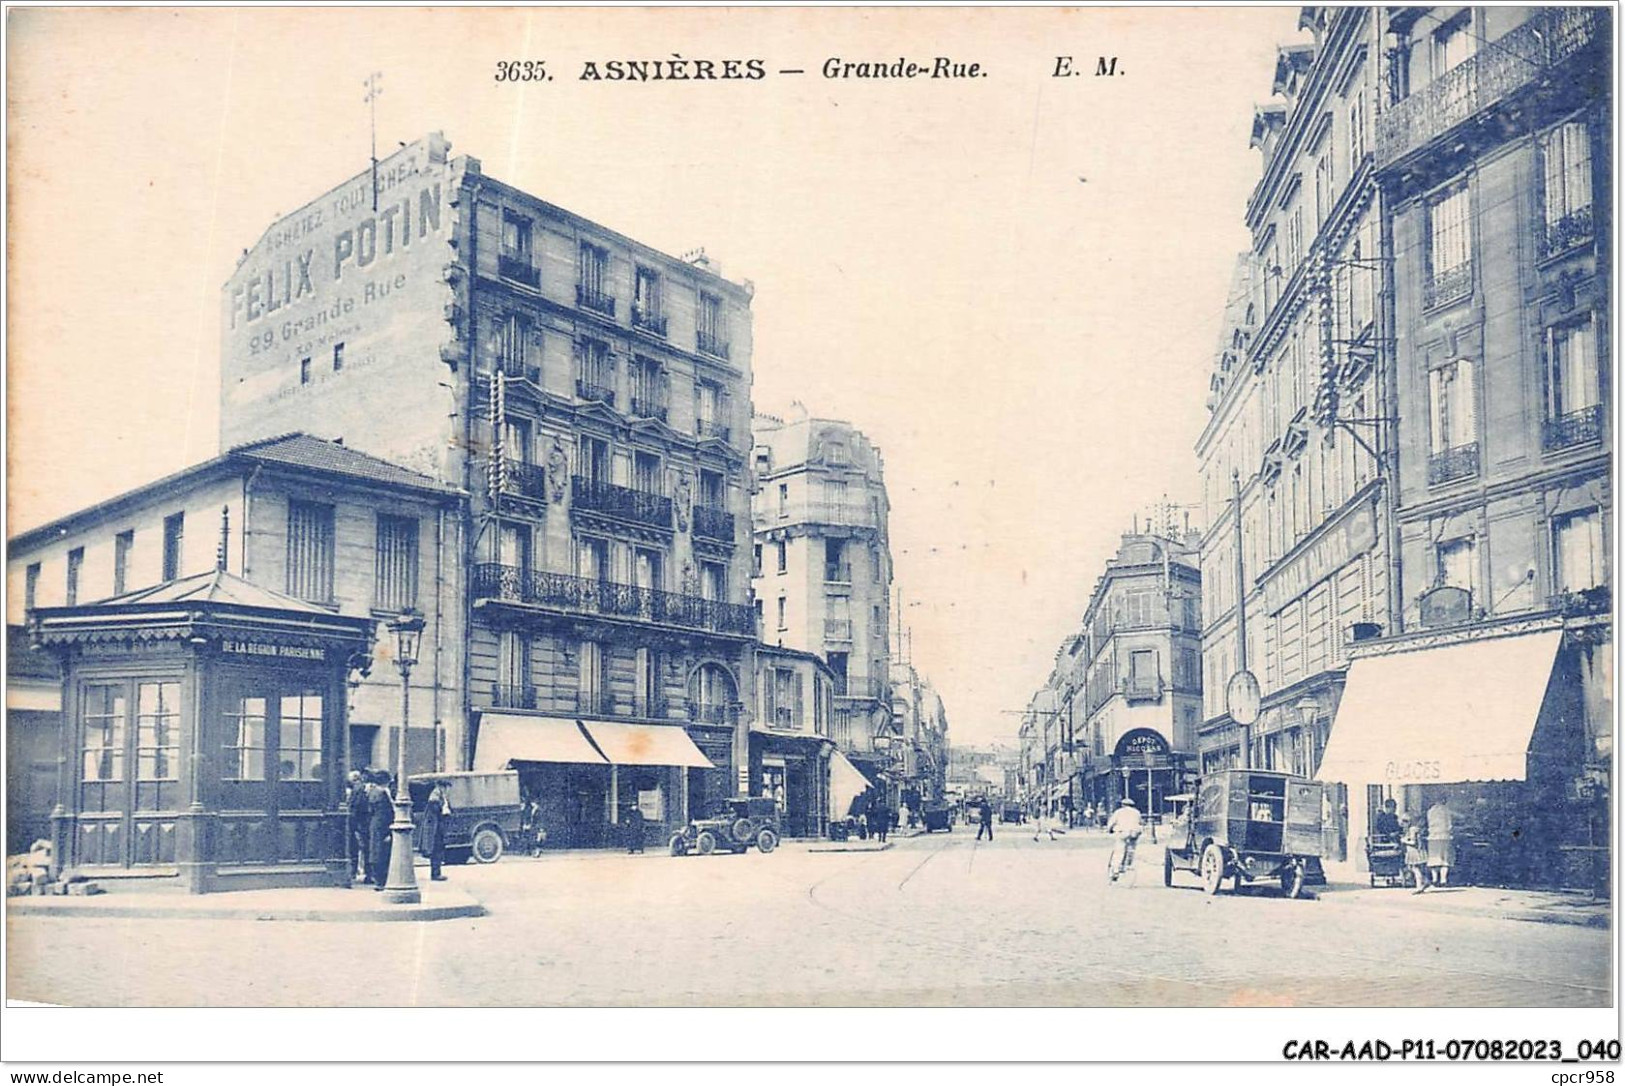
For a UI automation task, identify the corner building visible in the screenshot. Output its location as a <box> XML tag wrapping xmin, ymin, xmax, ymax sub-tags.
<box><xmin>221</xmin><ymin>134</ymin><xmax>758</xmax><ymax>849</ymax></box>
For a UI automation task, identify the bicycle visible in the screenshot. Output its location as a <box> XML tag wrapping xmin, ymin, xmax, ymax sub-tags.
<box><xmin>1106</xmin><ymin>833</ymin><xmax>1141</xmax><ymax>887</ymax></box>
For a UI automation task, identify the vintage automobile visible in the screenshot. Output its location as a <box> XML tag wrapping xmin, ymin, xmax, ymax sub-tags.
<box><xmin>408</xmin><ymin>770</ymin><xmax>524</xmax><ymax>864</ymax></box>
<box><xmin>1162</xmin><ymin>768</ymin><xmax>1326</xmax><ymax>897</ymax></box>
<box><xmin>669</xmin><ymin>796</ymin><xmax>781</xmax><ymax>856</ymax></box>
<box><xmin>920</xmin><ymin>800</ymin><xmax>954</xmax><ymax>833</ymax></box>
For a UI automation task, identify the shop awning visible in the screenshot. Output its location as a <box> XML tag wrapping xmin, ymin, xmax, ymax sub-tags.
<box><xmin>829</xmin><ymin>749</ymin><xmax>871</xmax><ymax>821</ymax></box>
<box><xmin>473</xmin><ymin>714</ymin><xmax>606</xmax><ymax>769</ymax></box>
<box><xmin>1315</xmin><ymin>630</ymin><xmax>1562</xmax><ymax>786</ymax></box>
<box><xmin>581</xmin><ymin>720</ymin><xmax>715</xmax><ymax>768</ymax></box>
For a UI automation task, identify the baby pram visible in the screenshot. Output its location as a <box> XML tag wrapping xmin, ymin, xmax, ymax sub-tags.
<box><xmin>1366</xmin><ymin>832</ymin><xmax>1408</xmax><ymax>887</ymax></box>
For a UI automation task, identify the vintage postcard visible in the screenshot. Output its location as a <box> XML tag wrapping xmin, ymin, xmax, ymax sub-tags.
<box><xmin>2</xmin><ymin>2</ymin><xmax>1617</xmax><ymax>1069</ymax></box>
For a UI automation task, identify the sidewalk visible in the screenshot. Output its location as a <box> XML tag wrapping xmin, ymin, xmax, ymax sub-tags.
<box><xmin>1311</xmin><ymin>860</ymin><xmax>1610</xmax><ymax>929</ymax></box>
<box><xmin>7</xmin><ymin>877</ymin><xmax>486</xmax><ymax>923</ymax></box>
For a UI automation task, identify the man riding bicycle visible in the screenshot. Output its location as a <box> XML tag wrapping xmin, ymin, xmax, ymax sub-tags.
<box><xmin>1106</xmin><ymin>797</ymin><xmax>1143</xmax><ymax>881</ymax></box>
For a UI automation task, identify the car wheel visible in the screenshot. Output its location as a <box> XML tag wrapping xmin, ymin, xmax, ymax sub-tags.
<box><xmin>730</xmin><ymin>818</ymin><xmax>755</xmax><ymax>845</ymax></box>
<box><xmin>1281</xmin><ymin>861</ymin><xmax>1306</xmax><ymax>899</ymax></box>
<box><xmin>695</xmin><ymin>830</ymin><xmax>717</xmax><ymax>856</ymax></box>
<box><xmin>1200</xmin><ymin>843</ymin><xmax>1226</xmax><ymax>895</ymax></box>
<box><xmin>1163</xmin><ymin>849</ymin><xmax>1176</xmax><ymax>887</ymax></box>
<box><xmin>471</xmin><ymin>827</ymin><xmax>505</xmax><ymax>864</ymax></box>
<box><xmin>756</xmin><ymin>828</ymin><xmax>779</xmax><ymax>853</ymax></box>
<box><xmin>669</xmin><ymin>836</ymin><xmax>688</xmax><ymax>857</ymax></box>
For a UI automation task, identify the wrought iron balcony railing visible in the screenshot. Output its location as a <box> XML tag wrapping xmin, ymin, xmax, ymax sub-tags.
<box><xmin>488</xmin><ymin>683</ymin><xmax>537</xmax><ymax>710</ymax></box>
<box><xmin>629</xmin><ymin>395</ymin><xmax>669</xmax><ymax>422</ymax></box>
<box><xmin>753</xmin><ymin>501</ymin><xmax>875</xmax><ymax>529</ymax></box>
<box><xmin>496</xmin><ymin>357</ymin><xmax>541</xmax><ymax>384</ymax></box>
<box><xmin>824</xmin><ymin>565</ymin><xmax>853</xmax><ymax>584</ymax></box>
<box><xmin>498</xmin><ymin>255</ymin><xmax>539</xmax><ymax>288</ymax></box>
<box><xmin>695</xmin><ymin>418</ymin><xmax>732</xmax><ymax>444</ymax></box>
<box><xmin>824</xmin><ymin>618</ymin><xmax>853</xmax><ymax>642</ymax></box>
<box><xmin>575</xmin><ymin>378</ymin><xmax>615</xmax><ymax>405</ymax></box>
<box><xmin>834</xmin><ymin>677</ymin><xmax>887</xmax><ymax>700</ymax></box>
<box><xmin>1378</xmin><ymin>8</ymin><xmax>1602</xmax><ymax>166</ymax></box>
<box><xmin>572</xmin><ymin>476</ymin><xmax>672</xmax><ymax>528</ymax></box>
<box><xmin>1543</xmin><ymin>404</ymin><xmax>1604</xmax><ymax>451</ymax></box>
<box><xmin>1122</xmin><ymin>675</ymin><xmax>1164</xmax><ymax>702</ymax></box>
<box><xmin>690</xmin><ymin>701</ymin><xmax>738</xmax><ymax>726</ymax></box>
<box><xmin>576</xmin><ymin>284</ymin><xmax>616</xmax><ymax>317</ymax></box>
<box><xmin>1544</xmin><ymin>206</ymin><xmax>1596</xmax><ymax>259</ymax></box>
<box><xmin>1427</xmin><ymin>443</ymin><xmax>1480</xmax><ymax>486</ymax></box>
<box><xmin>501</xmin><ymin>458</ymin><xmax>549</xmax><ymax>502</ymax></box>
<box><xmin>631</xmin><ymin>307</ymin><xmax>668</xmax><ymax>336</ymax></box>
<box><xmin>472</xmin><ymin>563</ymin><xmax>757</xmax><ymax>636</ymax></box>
<box><xmin>696</xmin><ymin>330</ymin><xmax>731</xmax><ymax>360</ymax></box>
<box><xmin>693</xmin><ymin>504</ymin><xmax>735</xmax><ymax>541</ymax></box>
<box><xmin>1425</xmin><ymin>262</ymin><xmax>1473</xmax><ymax>310</ymax></box>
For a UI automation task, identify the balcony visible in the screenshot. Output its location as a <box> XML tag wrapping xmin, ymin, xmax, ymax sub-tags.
<box><xmin>498</xmin><ymin>255</ymin><xmax>539</xmax><ymax>289</ymax></box>
<box><xmin>690</xmin><ymin>701</ymin><xmax>738</xmax><ymax>726</ymax></box>
<box><xmin>1544</xmin><ymin>206</ymin><xmax>1596</xmax><ymax>259</ymax></box>
<box><xmin>824</xmin><ymin>618</ymin><xmax>853</xmax><ymax>642</ymax></box>
<box><xmin>824</xmin><ymin>565</ymin><xmax>852</xmax><ymax>585</ymax></box>
<box><xmin>1427</xmin><ymin>443</ymin><xmax>1480</xmax><ymax>486</ymax></box>
<box><xmin>1424</xmin><ymin>261</ymin><xmax>1473</xmax><ymax>310</ymax></box>
<box><xmin>1378</xmin><ymin>8</ymin><xmax>1602</xmax><ymax>167</ymax></box>
<box><xmin>1549</xmin><ymin>585</ymin><xmax>1611</xmax><ymax>618</ymax></box>
<box><xmin>575</xmin><ymin>378</ymin><xmax>616</xmax><ymax>405</ymax></box>
<box><xmin>572</xmin><ymin>476</ymin><xmax>672</xmax><ymax>529</ymax></box>
<box><xmin>754</xmin><ymin>501</ymin><xmax>875</xmax><ymax>530</ymax></box>
<box><xmin>576</xmin><ymin>284</ymin><xmax>616</xmax><ymax>317</ymax></box>
<box><xmin>472</xmin><ymin>563</ymin><xmax>757</xmax><ymax>637</ymax></box>
<box><xmin>629</xmin><ymin>395</ymin><xmax>669</xmax><ymax>422</ymax></box>
<box><xmin>693</xmin><ymin>504</ymin><xmax>735</xmax><ymax>542</ymax></box>
<box><xmin>496</xmin><ymin>357</ymin><xmax>541</xmax><ymax>385</ymax></box>
<box><xmin>500</xmin><ymin>458</ymin><xmax>549</xmax><ymax>503</ymax></box>
<box><xmin>696</xmin><ymin>330</ymin><xmax>730</xmax><ymax>360</ymax></box>
<box><xmin>631</xmin><ymin>307</ymin><xmax>668</xmax><ymax>337</ymax></box>
<box><xmin>1122</xmin><ymin>675</ymin><xmax>1165</xmax><ymax>703</ymax></box>
<box><xmin>834</xmin><ymin>677</ymin><xmax>887</xmax><ymax>701</ymax></box>
<box><xmin>695</xmin><ymin>418</ymin><xmax>732</xmax><ymax>444</ymax></box>
<box><xmin>1543</xmin><ymin>404</ymin><xmax>1604</xmax><ymax>452</ymax></box>
<box><xmin>488</xmin><ymin>684</ymin><xmax>537</xmax><ymax>710</ymax></box>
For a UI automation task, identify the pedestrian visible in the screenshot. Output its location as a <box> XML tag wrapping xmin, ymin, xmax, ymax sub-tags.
<box><xmin>976</xmin><ymin>797</ymin><xmax>994</xmax><ymax>841</ymax></box>
<box><xmin>1031</xmin><ymin>806</ymin><xmax>1058</xmax><ymax>842</ymax></box>
<box><xmin>367</xmin><ymin>769</ymin><xmax>395</xmax><ymax>891</ymax></box>
<box><xmin>626</xmin><ymin>802</ymin><xmax>645</xmax><ymax>854</ymax></box>
<box><xmin>871</xmin><ymin>798</ymin><xmax>890</xmax><ymax>843</ymax></box>
<box><xmin>1425</xmin><ymin>796</ymin><xmax>1455</xmax><ymax>887</ymax></box>
<box><xmin>346</xmin><ymin>770</ymin><xmax>369</xmax><ymax>883</ymax></box>
<box><xmin>1373</xmin><ymin>798</ymin><xmax>1402</xmax><ymax>842</ymax></box>
<box><xmin>1083</xmin><ymin>803</ymin><xmax>1096</xmax><ymax>831</ymax></box>
<box><xmin>423</xmin><ymin>777</ymin><xmax>451</xmax><ymax>882</ymax></box>
<box><xmin>1402</xmin><ymin>815</ymin><xmax>1429</xmax><ymax>894</ymax></box>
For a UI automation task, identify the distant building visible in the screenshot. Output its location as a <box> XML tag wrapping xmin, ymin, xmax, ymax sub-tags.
<box><xmin>751</xmin><ymin>644</ymin><xmax>836</xmax><ymax>837</ymax></box>
<box><xmin>751</xmin><ymin>409</ymin><xmax>894</xmax><ymax>794</ymax></box>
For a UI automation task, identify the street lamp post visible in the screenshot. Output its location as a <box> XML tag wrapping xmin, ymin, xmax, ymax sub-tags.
<box><xmin>382</xmin><ymin>609</ymin><xmax>425</xmax><ymax>905</ymax></box>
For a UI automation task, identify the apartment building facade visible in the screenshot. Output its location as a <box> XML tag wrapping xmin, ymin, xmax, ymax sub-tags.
<box><xmin>218</xmin><ymin>133</ymin><xmax>758</xmax><ymax>848</ymax></box>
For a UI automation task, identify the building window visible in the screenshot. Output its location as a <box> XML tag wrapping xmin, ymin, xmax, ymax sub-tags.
<box><xmin>497</xmin><ymin>631</ymin><xmax>529</xmax><ymax>702</ymax></box>
<box><xmin>82</xmin><ymin>684</ymin><xmax>127</xmax><ymax>782</ymax></box>
<box><xmin>630</xmin><ymin>357</ymin><xmax>668</xmax><ymax>420</ymax></box>
<box><xmin>575</xmin><ymin>338</ymin><xmax>613</xmax><ymax>402</ymax></box>
<box><xmin>577</xmin><ymin>243</ymin><xmax>612</xmax><ymax>314</ymax></box>
<box><xmin>502</xmin><ymin>211</ymin><xmax>533</xmax><ymax>265</ymax></box>
<box><xmin>700</xmin><ymin>561</ymin><xmax>725</xmax><ymax>602</ymax></box>
<box><xmin>374</xmin><ymin>514</ymin><xmax>419</xmax><ymax>612</ymax></box>
<box><xmin>277</xmin><ymin>692</ymin><xmax>323</xmax><ymax>781</ymax></box>
<box><xmin>776</xmin><ymin>597</ymin><xmax>787</xmax><ymax>631</ymax></box>
<box><xmin>1436</xmin><ymin>536</ymin><xmax>1477</xmax><ymax>600</ymax></box>
<box><xmin>1348</xmin><ymin>90</ymin><xmax>1366</xmax><ymax>171</ymax></box>
<box><xmin>66</xmin><ymin>547</ymin><xmax>83</xmax><ymax>606</ymax></box>
<box><xmin>496</xmin><ymin>313</ymin><xmax>533</xmax><ymax>378</ymax></box>
<box><xmin>1544</xmin><ymin>316</ymin><xmax>1600</xmax><ymax>449</ymax></box>
<box><xmin>1431</xmin><ymin>12</ymin><xmax>1475</xmax><ymax>80</ymax></box>
<box><xmin>1284</xmin><ymin>205</ymin><xmax>1303</xmax><ymax>272</ymax></box>
<box><xmin>300</xmin><ymin>357</ymin><xmax>311</xmax><ymax>385</ymax></box>
<box><xmin>1427</xmin><ymin>359</ymin><xmax>1478</xmax><ymax>484</ymax></box>
<box><xmin>286</xmin><ymin>500</ymin><xmax>336</xmax><ymax>603</ymax></box>
<box><xmin>777</xmin><ymin>483</ymin><xmax>789</xmax><ymax>518</ymax></box>
<box><xmin>752</xmin><ymin>544</ymin><xmax>763</xmax><ymax>578</ymax></box>
<box><xmin>824</xmin><ymin>538</ymin><xmax>850</xmax><ymax>583</ymax></box>
<box><xmin>332</xmin><ymin>342</ymin><xmax>345</xmax><ymax>372</ymax></box>
<box><xmin>872</xmin><ymin>545</ymin><xmax>883</xmax><ymax>583</ymax></box>
<box><xmin>578</xmin><ymin>640</ymin><xmax>605</xmax><ymax>713</ymax></box>
<box><xmin>224</xmin><ymin>695</ymin><xmax>267</xmax><ymax>781</ymax></box>
<box><xmin>633</xmin><ymin>267</ymin><xmax>665</xmax><ymax>333</ymax></box>
<box><xmin>499</xmin><ymin>520</ymin><xmax>532</xmax><ymax>573</ymax></box>
<box><xmin>1541</xmin><ymin>121</ymin><xmax>1594</xmax><ymax>255</ymax></box>
<box><xmin>775</xmin><ymin>541</ymin><xmax>787</xmax><ymax>574</ymax></box>
<box><xmin>1425</xmin><ymin>184</ymin><xmax>1472</xmax><ymax>307</ymax></box>
<box><xmin>162</xmin><ymin>512</ymin><xmax>184</xmax><ymax>581</ymax></box>
<box><xmin>24</xmin><ymin>562</ymin><xmax>40</xmax><ymax>612</ymax></box>
<box><xmin>633</xmin><ymin>450</ymin><xmax>663</xmax><ymax>495</ymax></box>
<box><xmin>578</xmin><ymin>435</ymin><xmax>610</xmax><ymax>486</ymax></box>
<box><xmin>1553</xmin><ymin>509</ymin><xmax>1604</xmax><ymax>594</ymax></box>
<box><xmin>136</xmin><ymin>681</ymin><xmax>181</xmax><ymax>782</ymax></box>
<box><xmin>633</xmin><ymin>547</ymin><xmax>663</xmax><ymax>593</ymax></box>
<box><xmin>1313</xmin><ymin>154</ymin><xmax>1333</xmax><ymax>228</ymax></box>
<box><xmin>634</xmin><ymin>646</ymin><xmax>660</xmax><ymax>715</ymax></box>
<box><xmin>697</xmin><ymin>293</ymin><xmax>727</xmax><ymax>357</ymax></box>
<box><xmin>576</xmin><ymin>536</ymin><xmax>609</xmax><ymax>583</ymax></box>
<box><xmin>113</xmin><ymin>530</ymin><xmax>134</xmax><ymax>597</ymax></box>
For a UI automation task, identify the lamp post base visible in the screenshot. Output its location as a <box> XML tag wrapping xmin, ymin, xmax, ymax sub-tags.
<box><xmin>381</xmin><ymin>796</ymin><xmax>421</xmax><ymax>905</ymax></box>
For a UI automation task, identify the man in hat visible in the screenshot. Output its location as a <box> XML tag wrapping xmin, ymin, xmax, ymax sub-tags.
<box><xmin>423</xmin><ymin>777</ymin><xmax>452</xmax><ymax>881</ymax></box>
<box><xmin>1106</xmin><ymin>797</ymin><xmax>1143</xmax><ymax>880</ymax></box>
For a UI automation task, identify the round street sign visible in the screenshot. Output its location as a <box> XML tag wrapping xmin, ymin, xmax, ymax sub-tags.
<box><xmin>1225</xmin><ymin>670</ymin><xmax>1262</xmax><ymax>726</ymax></box>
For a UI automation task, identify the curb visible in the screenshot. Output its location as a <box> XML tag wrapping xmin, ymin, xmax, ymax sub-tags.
<box><xmin>1311</xmin><ymin>888</ymin><xmax>1609</xmax><ymax>930</ymax></box>
<box><xmin>6</xmin><ymin>893</ymin><xmax>488</xmax><ymax>924</ymax></box>
<box><xmin>805</xmin><ymin>842</ymin><xmax>895</xmax><ymax>854</ymax></box>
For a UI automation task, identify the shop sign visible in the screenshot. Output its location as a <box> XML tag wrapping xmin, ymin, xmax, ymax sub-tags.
<box><xmin>1383</xmin><ymin>759</ymin><xmax>1443</xmax><ymax>783</ymax></box>
<box><xmin>1418</xmin><ymin>586</ymin><xmax>1472</xmax><ymax>628</ymax></box>
<box><xmin>221</xmin><ymin>639</ymin><xmax>328</xmax><ymax>662</ymax></box>
<box><xmin>1116</xmin><ymin>729</ymin><xmax>1171</xmax><ymax>760</ymax></box>
<box><xmin>1263</xmin><ymin>497</ymin><xmax>1377</xmax><ymax>615</ymax></box>
<box><xmin>638</xmin><ymin>789</ymin><xmax>663</xmax><ymax>821</ymax></box>
<box><xmin>80</xmin><ymin>640</ymin><xmax>174</xmax><ymax>657</ymax></box>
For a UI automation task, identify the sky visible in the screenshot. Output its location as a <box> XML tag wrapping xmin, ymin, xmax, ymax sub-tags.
<box><xmin>7</xmin><ymin>6</ymin><xmax>1304</xmax><ymax>748</ymax></box>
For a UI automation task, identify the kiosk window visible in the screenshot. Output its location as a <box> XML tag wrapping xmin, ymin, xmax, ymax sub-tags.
<box><xmin>279</xmin><ymin>692</ymin><xmax>324</xmax><ymax>781</ymax></box>
<box><xmin>225</xmin><ymin>697</ymin><xmax>268</xmax><ymax>781</ymax></box>
<box><xmin>82</xmin><ymin>684</ymin><xmax>126</xmax><ymax>782</ymax></box>
<box><xmin>136</xmin><ymin>682</ymin><xmax>181</xmax><ymax>781</ymax></box>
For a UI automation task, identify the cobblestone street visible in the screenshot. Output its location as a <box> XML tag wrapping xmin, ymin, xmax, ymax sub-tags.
<box><xmin>6</xmin><ymin>831</ymin><xmax>1610</xmax><ymax>1007</ymax></box>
